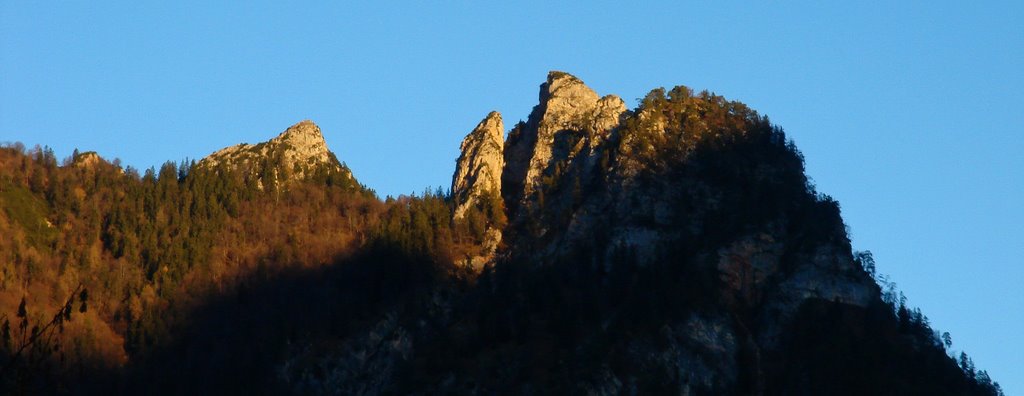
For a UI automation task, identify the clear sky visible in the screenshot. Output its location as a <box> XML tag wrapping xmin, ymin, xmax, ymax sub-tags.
<box><xmin>2</xmin><ymin>1</ymin><xmax>1021</xmax><ymax>392</ymax></box>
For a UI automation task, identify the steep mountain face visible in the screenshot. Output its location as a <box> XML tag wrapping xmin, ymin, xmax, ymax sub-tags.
<box><xmin>450</xmin><ymin>111</ymin><xmax>506</xmax><ymax>268</ymax></box>
<box><xmin>198</xmin><ymin>120</ymin><xmax>356</xmax><ymax>188</ymax></box>
<box><xmin>502</xmin><ymin>72</ymin><xmax>627</xmax><ymax>214</ymax></box>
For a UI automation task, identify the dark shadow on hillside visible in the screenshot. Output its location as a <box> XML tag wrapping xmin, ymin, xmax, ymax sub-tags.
<box><xmin>121</xmin><ymin>242</ymin><xmax>453</xmax><ymax>396</ymax></box>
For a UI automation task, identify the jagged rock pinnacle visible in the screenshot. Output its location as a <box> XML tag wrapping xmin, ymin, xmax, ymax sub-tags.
<box><xmin>452</xmin><ymin>111</ymin><xmax>504</xmax><ymax>220</ymax></box>
<box><xmin>503</xmin><ymin>71</ymin><xmax>627</xmax><ymax>210</ymax></box>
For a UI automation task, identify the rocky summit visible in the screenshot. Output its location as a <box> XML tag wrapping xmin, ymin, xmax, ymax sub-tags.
<box><xmin>198</xmin><ymin>120</ymin><xmax>354</xmax><ymax>187</ymax></box>
<box><xmin>71</xmin><ymin>151</ymin><xmax>104</xmax><ymax>169</ymax></box>
<box><xmin>503</xmin><ymin>71</ymin><xmax>627</xmax><ymax>212</ymax></box>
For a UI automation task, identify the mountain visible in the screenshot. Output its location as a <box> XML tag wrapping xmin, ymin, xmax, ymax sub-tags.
<box><xmin>434</xmin><ymin>72</ymin><xmax>882</xmax><ymax>393</ymax></box>
<box><xmin>0</xmin><ymin>73</ymin><xmax>1003</xmax><ymax>395</ymax></box>
<box><xmin>276</xmin><ymin>72</ymin><xmax>1002</xmax><ymax>394</ymax></box>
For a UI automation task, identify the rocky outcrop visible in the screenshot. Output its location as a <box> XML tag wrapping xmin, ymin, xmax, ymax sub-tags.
<box><xmin>198</xmin><ymin>120</ymin><xmax>353</xmax><ymax>186</ymax></box>
<box><xmin>65</xmin><ymin>151</ymin><xmax>125</xmax><ymax>174</ymax></box>
<box><xmin>72</xmin><ymin>151</ymin><xmax>103</xmax><ymax>169</ymax></box>
<box><xmin>451</xmin><ymin>111</ymin><xmax>504</xmax><ymax>220</ymax></box>
<box><xmin>74</xmin><ymin>150</ymin><xmax>102</xmax><ymax>165</ymax></box>
<box><xmin>502</xmin><ymin>71</ymin><xmax>626</xmax><ymax>212</ymax></box>
<box><xmin>450</xmin><ymin>111</ymin><xmax>506</xmax><ymax>271</ymax></box>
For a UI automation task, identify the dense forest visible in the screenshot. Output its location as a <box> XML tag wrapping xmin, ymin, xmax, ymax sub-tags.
<box><xmin>0</xmin><ymin>77</ymin><xmax>1005</xmax><ymax>395</ymax></box>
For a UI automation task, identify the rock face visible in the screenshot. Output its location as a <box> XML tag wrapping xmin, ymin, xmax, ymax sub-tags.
<box><xmin>450</xmin><ymin>111</ymin><xmax>506</xmax><ymax>270</ymax></box>
<box><xmin>451</xmin><ymin>111</ymin><xmax>504</xmax><ymax>220</ymax></box>
<box><xmin>496</xmin><ymin>72</ymin><xmax>876</xmax><ymax>306</ymax></box>
<box><xmin>198</xmin><ymin>120</ymin><xmax>353</xmax><ymax>186</ymax></box>
<box><xmin>502</xmin><ymin>71</ymin><xmax>626</xmax><ymax>213</ymax></box>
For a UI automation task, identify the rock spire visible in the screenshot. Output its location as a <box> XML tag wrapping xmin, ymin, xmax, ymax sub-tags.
<box><xmin>452</xmin><ymin>111</ymin><xmax>505</xmax><ymax>220</ymax></box>
<box><xmin>502</xmin><ymin>71</ymin><xmax>626</xmax><ymax>210</ymax></box>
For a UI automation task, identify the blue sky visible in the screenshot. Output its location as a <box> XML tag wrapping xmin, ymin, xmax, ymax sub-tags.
<box><xmin>2</xmin><ymin>1</ymin><xmax>1021</xmax><ymax>392</ymax></box>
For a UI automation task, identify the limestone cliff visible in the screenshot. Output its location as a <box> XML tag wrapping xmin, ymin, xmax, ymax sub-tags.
<box><xmin>502</xmin><ymin>71</ymin><xmax>626</xmax><ymax>213</ymax></box>
<box><xmin>449</xmin><ymin>111</ymin><xmax>506</xmax><ymax>270</ymax></box>
<box><xmin>451</xmin><ymin>111</ymin><xmax>504</xmax><ymax>220</ymax></box>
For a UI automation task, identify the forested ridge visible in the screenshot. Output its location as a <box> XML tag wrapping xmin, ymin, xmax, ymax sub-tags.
<box><xmin>0</xmin><ymin>76</ymin><xmax>1005</xmax><ymax>395</ymax></box>
<box><xmin>0</xmin><ymin>142</ymin><xmax>490</xmax><ymax>393</ymax></box>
